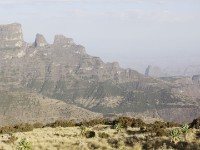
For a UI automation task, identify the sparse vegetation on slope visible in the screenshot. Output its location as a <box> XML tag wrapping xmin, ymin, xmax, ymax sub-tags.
<box><xmin>0</xmin><ymin>117</ymin><xmax>199</xmax><ymax>150</ymax></box>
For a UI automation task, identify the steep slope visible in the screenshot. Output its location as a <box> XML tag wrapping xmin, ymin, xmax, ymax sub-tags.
<box><xmin>0</xmin><ymin>91</ymin><xmax>102</xmax><ymax>127</ymax></box>
<box><xmin>0</xmin><ymin>23</ymin><xmax>199</xmax><ymax>123</ymax></box>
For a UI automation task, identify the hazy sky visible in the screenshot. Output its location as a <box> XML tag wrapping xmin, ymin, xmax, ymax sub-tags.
<box><xmin>0</xmin><ymin>0</ymin><xmax>200</xmax><ymax>72</ymax></box>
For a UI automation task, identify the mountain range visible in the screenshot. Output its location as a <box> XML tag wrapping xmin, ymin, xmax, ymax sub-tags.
<box><xmin>0</xmin><ymin>23</ymin><xmax>199</xmax><ymax>126</ymax></box>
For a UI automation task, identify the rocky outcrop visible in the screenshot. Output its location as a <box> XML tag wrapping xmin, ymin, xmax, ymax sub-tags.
<box><xmin>0</xmin><ymin>23</ymin><xmax>24</xmax><ymax>49</ymax></box>
<box><xmin>34</xmin><ymin>33</ymin><xmax>48</xmax><ymax>47</ymax></box>
<box><xmin>53</xmin><ymin>35</ymin><xmax>73</xmax><ymax>46</ymax></box>
<box><xmin>145</xmin><ymin>65</ymin><xmax>168</xmax><ymax>77</ymax></box>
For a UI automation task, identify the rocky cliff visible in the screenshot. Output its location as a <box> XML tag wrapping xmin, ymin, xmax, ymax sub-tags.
<box><xmin>145</xmin><ymin>65</ymin><xmax>200</xmax><ymax>78</ymax></box>
<box><xmin>0</xmin><ymin>23</ymin><xmax>199</xmax><ymax>124</ymax></box>
<box><xmin>34</xmin><ymin>33</ymin><xmax>48</xmax><ymax>47</ymax></box>
<box><xmin>0</xmin><ymin>23</ymin><xmax>24</xmax><ymax>49</ymax></box>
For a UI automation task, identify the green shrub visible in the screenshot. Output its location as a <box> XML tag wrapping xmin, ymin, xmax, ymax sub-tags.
<box><xmin>181</xmin><ymin>124</ymin><xmax>191</xmax><ymax>134</ymax></box>
<box><xmin>17</xmin><ymin>138</ymin><xmax>32</xmax><ymax>150</ymax></box>
<box><xmin>114</xmin><ymin>123</ymin><xmax>122</xmax><ymax>133</ymax></box>
<box><xmin>170</xmin><ymin>128</ymin><xmax>182</xmax><ymax>144</ymax></box>
<box><xmin>80</xmin><ymin>125</ymin><xmax>87</xmax><ymax>136</ymax></box>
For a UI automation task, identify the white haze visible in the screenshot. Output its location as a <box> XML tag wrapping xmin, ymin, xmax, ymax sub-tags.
<box><xmin>0</xmin><ymin>0</ymin><xmax>200</xmax><ymax>73</ymax></box>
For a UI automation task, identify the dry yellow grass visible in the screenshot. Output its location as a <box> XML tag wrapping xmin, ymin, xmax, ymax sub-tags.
<box><xmin>0</xmin><ymin>125</ymin><xmax>199</xmax><ymax>150</ymax></box>
<box><xmin>133</xmin><ymin>142</ymin><xmax>143</xmax><ymax>150</ymax></box>
<box><xmin>0</xmin><ymin>126</ymin><xmax>131</xmax><ymax>150</ymax></box>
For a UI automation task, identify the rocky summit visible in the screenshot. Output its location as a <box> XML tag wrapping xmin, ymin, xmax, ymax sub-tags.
<box><xmin>0</xmin><ymin>23</ymin><xmax>24</xmax><ymax>49</ymax></box>
<box><xmin>0</xmin><ymin>23</ymin><xmax>199</xmax><ymax>126</ymax></box>
<box><xmin>34</xmin><ymin>33</ymin><xmax>48</xmax><ymax>47</ymax></box>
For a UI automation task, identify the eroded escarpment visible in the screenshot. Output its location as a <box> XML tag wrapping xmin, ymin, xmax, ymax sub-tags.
<box><xmin>0</xmin><ymin>23</ymin><xmax>199</xmax><ymax>125</ymax></box>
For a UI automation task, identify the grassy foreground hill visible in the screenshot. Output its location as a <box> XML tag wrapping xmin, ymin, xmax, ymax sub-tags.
<box><xmin>0</xmin><ymin>117</ymin><xmax>199</xmax><ymax>150</ymax></box>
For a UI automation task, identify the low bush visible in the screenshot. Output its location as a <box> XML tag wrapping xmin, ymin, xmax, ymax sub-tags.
<box><xmin>86</xmin><ymin>118</ymin><xmax>106</xmax><ymax>127</ymax></box>
<box><xmin>84</xmin><ymin>130</ymin><xmax>95</xmax><ymax>138</ymax></box>
<box><xmin>0</xmin><ymin>123</ymin><xmax>33</xmax><ymax>134</ymax></box>
<box><xmin>33</xmin><ymin>122</ymin><xmax>43</xmax><ymax>128</ymax></box>
<box><xmin>46</xmin><ymin>120</ymin><xmax>75</xmax><ymax>128</ymax></box>
<box><xmin>143</xmin><ymin>140</ymin><xmax>173</xmax><ymax>150</ymax></box>
<box><xmin>175</xmin><ymin>141</ymin><xmax>200</xmax><ymax>150</ymax></box>
<box><xmin>0</xmin><ymin>126</ymin><xmax>14</xmax><ymax>134</ymax></box>
<box><xmin>107</xmin><ymin>138</ymin><xmax>119</xmax><ymax>148</ymax></box>
<box><xmin>166</xmin><ymin>122</ymin><xmax>180</xmax><ymax>128</ymax></box>
<box><xmin>153</xmin><ymin>121</ymin><xmax>167</xmax><ymax>129</ymax></box>
<box><xmin>190</xmin><ymin>117</ymin><xmax>200</xmax><ymax>129</ymax></box>
<box><xmin>132</xmin><ymin>118</ymin><xmax>146</xmax><ymax>128</ymax></box>
<box><xmin>88</xmin><ymin>142</ymin><xmax>100</xmax><ymax>149</ymax></box>
<box><xmin>125</xmin><ymin>136</ymin><xmax>139</xmax><ymax>147</ymax></box>
<box><xmin>98</xmin><ymin>132</ymin><xmax>110</xmax><ymax>139</ymax></box>
<box><xmin>114</xmin><ymin>117</ymin><xmax>133</xmax><ymax>128</ymax></box>
<box><xmin>155</xmin><ymin>128</ymin><xmax>167</xmax><ymax>136</ymax></box>
<box><xmin>13</xmin><ymin>123</ymin><xmax>34</xmax><ymax>132</ymax></box>
<box><xmin>114</xmin><ymin>117</ymin><xmax>146</xmax><ymax>128</ymax></box>
<box><xmin>143</xmin><ymin>124</ymin><xmax>167</xmax><ymax>137</ymax></box>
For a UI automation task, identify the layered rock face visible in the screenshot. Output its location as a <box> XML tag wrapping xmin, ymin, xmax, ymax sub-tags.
<box><xmin>0</xmin><ymin>23</ymin><xmax>199</xmax><ymax>124</ymax></box>
<box><xmin>0</xmin><ymin>23</ymin><xmax>24</xmax><ymax>49</ymax></box>
<box><xmin>53</xmin><ymin>35</ymin><xmax>73</xmax><ymax>46</ymax></box>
